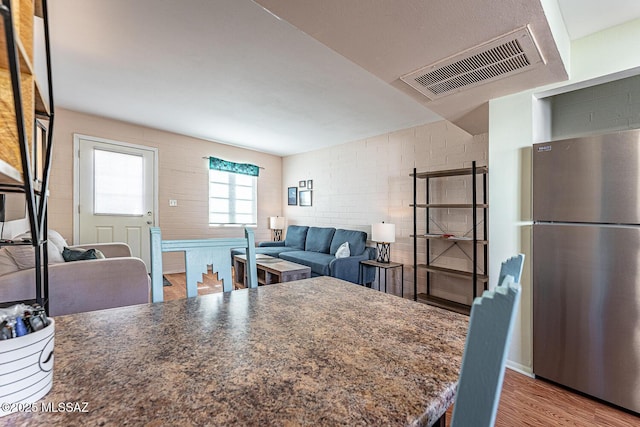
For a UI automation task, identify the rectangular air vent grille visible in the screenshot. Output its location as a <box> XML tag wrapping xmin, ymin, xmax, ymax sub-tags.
<box><xmin>401</xmin><ymin>26</ymin><xmax>544</xmax><ymax>100</ymax></box>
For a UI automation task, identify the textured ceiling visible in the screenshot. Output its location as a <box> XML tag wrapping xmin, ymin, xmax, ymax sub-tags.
<box><xmin>48</xmin><ymin>1</ymin><xmax>640</xmax><ymax>156</ymax></box>
<box><xmin>255</xmin><ymin>0</ymin><xmax>569</xmax><ymax>125</ymax></box>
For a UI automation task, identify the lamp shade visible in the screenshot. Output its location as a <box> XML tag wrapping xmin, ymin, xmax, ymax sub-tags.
<box><xmin>269</xmin><ymin>216</ymin><xmax>286</xmax><ymax>230</ymax></box>
<box><xmin>372</xmin><ymin>222</ymin><xmax>395</xmax><ymax>243</ymax></box>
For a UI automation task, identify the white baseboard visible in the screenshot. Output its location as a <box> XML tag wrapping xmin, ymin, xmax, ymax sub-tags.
<box><xmin>506</xmin><ymin>360</ymin><xmax>534</xmax><ymax>377</ymax></box>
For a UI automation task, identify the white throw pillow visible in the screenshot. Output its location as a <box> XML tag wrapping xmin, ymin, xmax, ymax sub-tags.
<box><xmin>335</xmin><ymin>241</ymin><xmax>350</xmax><ymax>258</ymax></box>
<box><xmin>46</xmin><ymin>230</ymin><xmax>68</xmax><ymax>254</ymax></box>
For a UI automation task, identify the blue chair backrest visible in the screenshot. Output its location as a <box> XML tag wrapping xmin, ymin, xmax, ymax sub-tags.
<box><xmin>149</xmin><ymin>227</ymin><xmax>257</xmax><ymax>302</ymax></box>
<box><xmin>450</xmin><ymin>256</ymin><xmax>523</xmax><ymax>427</ymax></box>
<box><xmin>498</xmin><ymin>253</ymin><xmax>524</xmax><ymax>285</ymax></box>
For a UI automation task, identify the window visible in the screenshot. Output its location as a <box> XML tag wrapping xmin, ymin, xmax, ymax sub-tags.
<box><xmin>209</xmin><ymin>169</ymin><xmax>257</xmax><ymax>226</ymax></box>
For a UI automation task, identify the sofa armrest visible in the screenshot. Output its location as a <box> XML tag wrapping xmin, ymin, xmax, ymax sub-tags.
<box><xmin>69</xmin><ymin>242</ymin><xmax>133</xmax><ymax>258</ymax></box>
<box><xmin>360</xmin><ymin>247</ymin><xmax>378</xmax><ymax>284</ymax></box>
<box><xmin>364</xmin><ymin>246</ymin><xmax>377</xmax><ymax>260</ymax></box>
<box><xmin>329</xmin><ymin>253</ymin><xmax>371</xmax><ymax>284</ymax></box>
<box><xmin>48</xmin><ymin>257</ymin><xmax>150</xmax><ymax>316</ymax></box>
<box><xmin>258</xmin><ymin>241</ymin><xmax>285</xmax><ymax>248</ymax></box>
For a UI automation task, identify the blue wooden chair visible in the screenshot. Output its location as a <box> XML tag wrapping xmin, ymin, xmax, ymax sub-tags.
<box><xmin>450</xmin><ymin>254</ymin><xmax>524</xmax><ymax>427</ymax></box>
<box><xmin>149</xmin><ymin>227</ymin><xmax>258</xmax><ymax>302</ymax></box>
<box><xmin>497</xmin><ymin>253</ymin><xmax>525</xmax><ymax>286</ymax></box>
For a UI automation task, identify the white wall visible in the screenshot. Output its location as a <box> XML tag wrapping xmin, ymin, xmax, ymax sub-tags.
<box><xmin>490</xmin><ymin>17</ymin><xmax>640</xmax><ymax>374</ymax></box>
<box><xmin>282</xmin><ymin>121</ymin><xmax>487</xmax><ymax>300</ymax></box>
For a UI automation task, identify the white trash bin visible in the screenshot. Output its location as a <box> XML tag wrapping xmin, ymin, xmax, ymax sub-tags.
<box><xmin>0</xmin><ymin>318</ymin><xmax>55</xmax><ymax>416</ymax></box>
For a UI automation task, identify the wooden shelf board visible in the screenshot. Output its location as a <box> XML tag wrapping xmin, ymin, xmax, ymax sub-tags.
<box><xmin>34</xmin><ymin>1</ymin><xmax>44</xmax><ymax>18</ymax></box>
<box><xmin>411</xmin><ymin>166</ymin><xmax>488</xmax><ymax>178</ymax></box>
<box><xmin>411</xmin><ymin>234</ymin><xmax>488</xmax><ymax>244</ymax></box>
<box><xmin>34</xmin><ymin>77</ymin><xmax>48</xmax><ymax>114</ymax></box>
<box><xmin>417</xmin><ymin>294</ymin><xmax>471</xmax><ymax>315</ymax></box>
<box><xmin>0</xmin><ymin>71</ymin><xmax>36</xmax><ymax>174</ymax></box>
<box><xmin>0</xmin><ymin>158</ymin><xmax>23</xmax><ymax>184</ymax></box>
<box><xmin>0</xmin><ymin>24</ymin><xmax>34</xmax><ymax>75</ymax></box>
<box><xmin>416</xmin><ymin>264</ymin><xmax>489</xmax><ymax>282</ymax></box>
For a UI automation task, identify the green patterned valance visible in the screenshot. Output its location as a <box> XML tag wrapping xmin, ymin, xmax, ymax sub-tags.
<box><xmin>208</xmin><ymin>157</ymin><xmax>260</xmax><ymax>177</ymax></box>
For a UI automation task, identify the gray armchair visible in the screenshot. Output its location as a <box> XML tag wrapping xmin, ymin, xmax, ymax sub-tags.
<box><xmin>0</xmin><ymin>242</ymin><xmax>150</xmax><ymax>316</ymax></box>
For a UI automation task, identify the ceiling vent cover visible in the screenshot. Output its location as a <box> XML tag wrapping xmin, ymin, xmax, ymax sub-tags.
<box><xmin>401</xmin><ymin>26</ymin><xmax>544</xmax><ymax>100</ymax></box>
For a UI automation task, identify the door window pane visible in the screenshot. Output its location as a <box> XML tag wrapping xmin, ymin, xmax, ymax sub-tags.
<box><xmin>94</xmin><ymin>149</ymin><xmax>144</xmax><ymax>215</ymax></box>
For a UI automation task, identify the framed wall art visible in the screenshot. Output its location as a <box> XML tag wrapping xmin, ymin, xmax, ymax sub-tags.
<box><xmin>288</xmin><ymin>187</ymin><xmax>298</xmax><ymax>205</ymax></box>
<box><xmin>299</xmin><ymin>190</ymin><xmax>312</xmax><ymax>207</ymax></box>
<box><xmin>307</xmin><ymin>180</ymin><xmax>313</xmax><ymax>189</ymax></box>
<box><xmin>299</xmin><ymin>180</ymin><xmax>306</xmax><ymax>188</ymax></box>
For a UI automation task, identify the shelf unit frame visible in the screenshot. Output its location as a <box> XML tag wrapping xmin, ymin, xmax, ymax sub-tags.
<box><xmin>0</xmin><ymin>0</ymin><xmax>55</xmax><ymax>311</ymax></box>
<box><xmin>412</xmin><ymin>161</ymin><xmax>488</xmax><ymax>314</ymax></box>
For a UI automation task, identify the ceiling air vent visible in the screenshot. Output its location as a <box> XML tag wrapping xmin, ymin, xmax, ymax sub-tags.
<box><xmin>401</xmin><ymin>26</ymin><xmax>544</xmax><ymax>100</ymax></box>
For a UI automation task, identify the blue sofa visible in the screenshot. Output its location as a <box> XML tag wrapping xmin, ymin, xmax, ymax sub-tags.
<box><xmin>233</xmin><ymin>225</ymin><xmax>376</xmax><ymax>284</ymax></box>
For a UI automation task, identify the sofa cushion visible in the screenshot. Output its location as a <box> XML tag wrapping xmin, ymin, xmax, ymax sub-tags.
<box><xmin>0</xmin><ymin>248</ymin><xmax>19</xmax><ymax>276</ymax></box>
<box><xmin>330</xmin><ymin>229</ymin><xmax>367</xmax><ymax>256</ymax></box>
<box><xmin>4</xmin><ymin>245</ymin><xmax>32</xmax><ymax>270</ymax></box>
<box><xmin>304</xmin><ymin>227</ymin><xmax>335</xmax><ymax>253</ymax></box>
<box><xmin>284</xmin><ymin>225</ymin><xmax>308</xmax><ymax>250</ymax></box>
<box><xmin>279</xmin><ymin>251</ymin><xmax>334</xmax><ymax>276</ymax></box>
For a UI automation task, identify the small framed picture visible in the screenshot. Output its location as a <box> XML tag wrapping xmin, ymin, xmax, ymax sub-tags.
<box><xmin>299</xmin><ymin>190</ymin><xmax>312</xmax><ymax>207</ymax></box>
<box><xmin>299</xmin><ymin>180</ymin><xmax>306</xmax><ymax>188</ymax></box>
<box><xmin>288</xmin><ymin>187</ymin><xmax>298</xmax><ymax>206</ymax></box>
<box><xmin>307</xmin><ymin>180</ymin><xmax>313</xmax><ymax>189</ymax></box>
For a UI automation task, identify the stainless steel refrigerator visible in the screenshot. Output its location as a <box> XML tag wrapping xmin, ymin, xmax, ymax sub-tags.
<box><xmin>533</xmin><ymin>130</ymin><xmax>640</xmax><ymax>414</ymax></box>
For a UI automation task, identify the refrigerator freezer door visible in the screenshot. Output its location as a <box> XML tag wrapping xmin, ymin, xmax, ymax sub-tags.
<box><xmin>533</xmin><ymin>224</ymin><xmax>640</xmax><ymax>413</ymax></box>
<box><xmin>533</xmin><ymin>130</ymin><xmax>640</xmax><ymax>224</ymax></box>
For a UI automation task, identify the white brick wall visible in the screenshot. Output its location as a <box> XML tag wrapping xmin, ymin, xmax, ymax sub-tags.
<box><xmin>282</xmin><ymin>120</ymin><xmax>488</xmax><ymax>302</ymax></box>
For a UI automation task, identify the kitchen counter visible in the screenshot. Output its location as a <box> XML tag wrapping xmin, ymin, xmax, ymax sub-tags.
<box><xmin>5</xmin><ymin>276</ymin><xmax>468</xmax><ymax>426</ymax></box>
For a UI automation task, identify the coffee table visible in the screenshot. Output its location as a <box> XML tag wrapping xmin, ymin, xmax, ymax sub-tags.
<box><xmin>234</xmin><ymin>254</ymin><xmax>311</xmax><ymax>288</ymax></box>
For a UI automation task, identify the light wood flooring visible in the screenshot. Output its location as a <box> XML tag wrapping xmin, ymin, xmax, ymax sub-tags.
<box><xmin>447</xmin><ymin>370</ymin><xmax>639</xmax><ymax>426</ymax></box>
<box><xmin>162</xmin><ymin>272</ymin><xmax>639</xmax><ymax>426</ymax></box>
<box><xmin>162</xmin><ymin>269</ymin><xmax>223</xmax><ymax>301</ymax></box>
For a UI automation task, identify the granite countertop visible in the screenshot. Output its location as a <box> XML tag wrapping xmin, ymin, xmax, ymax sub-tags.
<box><xmin>5</xmin><ymin>276</ymin><xmax>468</xmax><ymax>426</ymax></box>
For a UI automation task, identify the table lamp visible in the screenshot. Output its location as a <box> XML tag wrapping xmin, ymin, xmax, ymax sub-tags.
<box><xmin>372</xmin><ymin>222</ymin><xmax>395</xmax><ymax>263</ymax></box>
<box><xmin>269</xmin><ymin>216</ymin><xmax>286</xmax><ymax>241</ymax></box>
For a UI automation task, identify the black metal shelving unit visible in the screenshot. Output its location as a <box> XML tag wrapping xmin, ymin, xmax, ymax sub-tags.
<box><xmin>0</xmin><ymin>0</ymin><xmax>55</xmax><ymax>312</ymax></box>
<box><xmin>411</xmin><ymin>161</ymin><xmax>488</xmax><ymax>315</ymax></box>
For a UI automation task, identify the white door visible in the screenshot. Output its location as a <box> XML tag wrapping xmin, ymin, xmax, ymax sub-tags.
<box><xmin>74</xmin><ymin>135</ymin><xmax>157</xmax><ymax>270</ymax></box>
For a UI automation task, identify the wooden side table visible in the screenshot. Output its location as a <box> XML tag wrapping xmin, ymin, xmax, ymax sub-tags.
<box><xmin>359</xmin><ymin>260</ymin><xmax>404</xmax><ymax>297</ymax></box>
